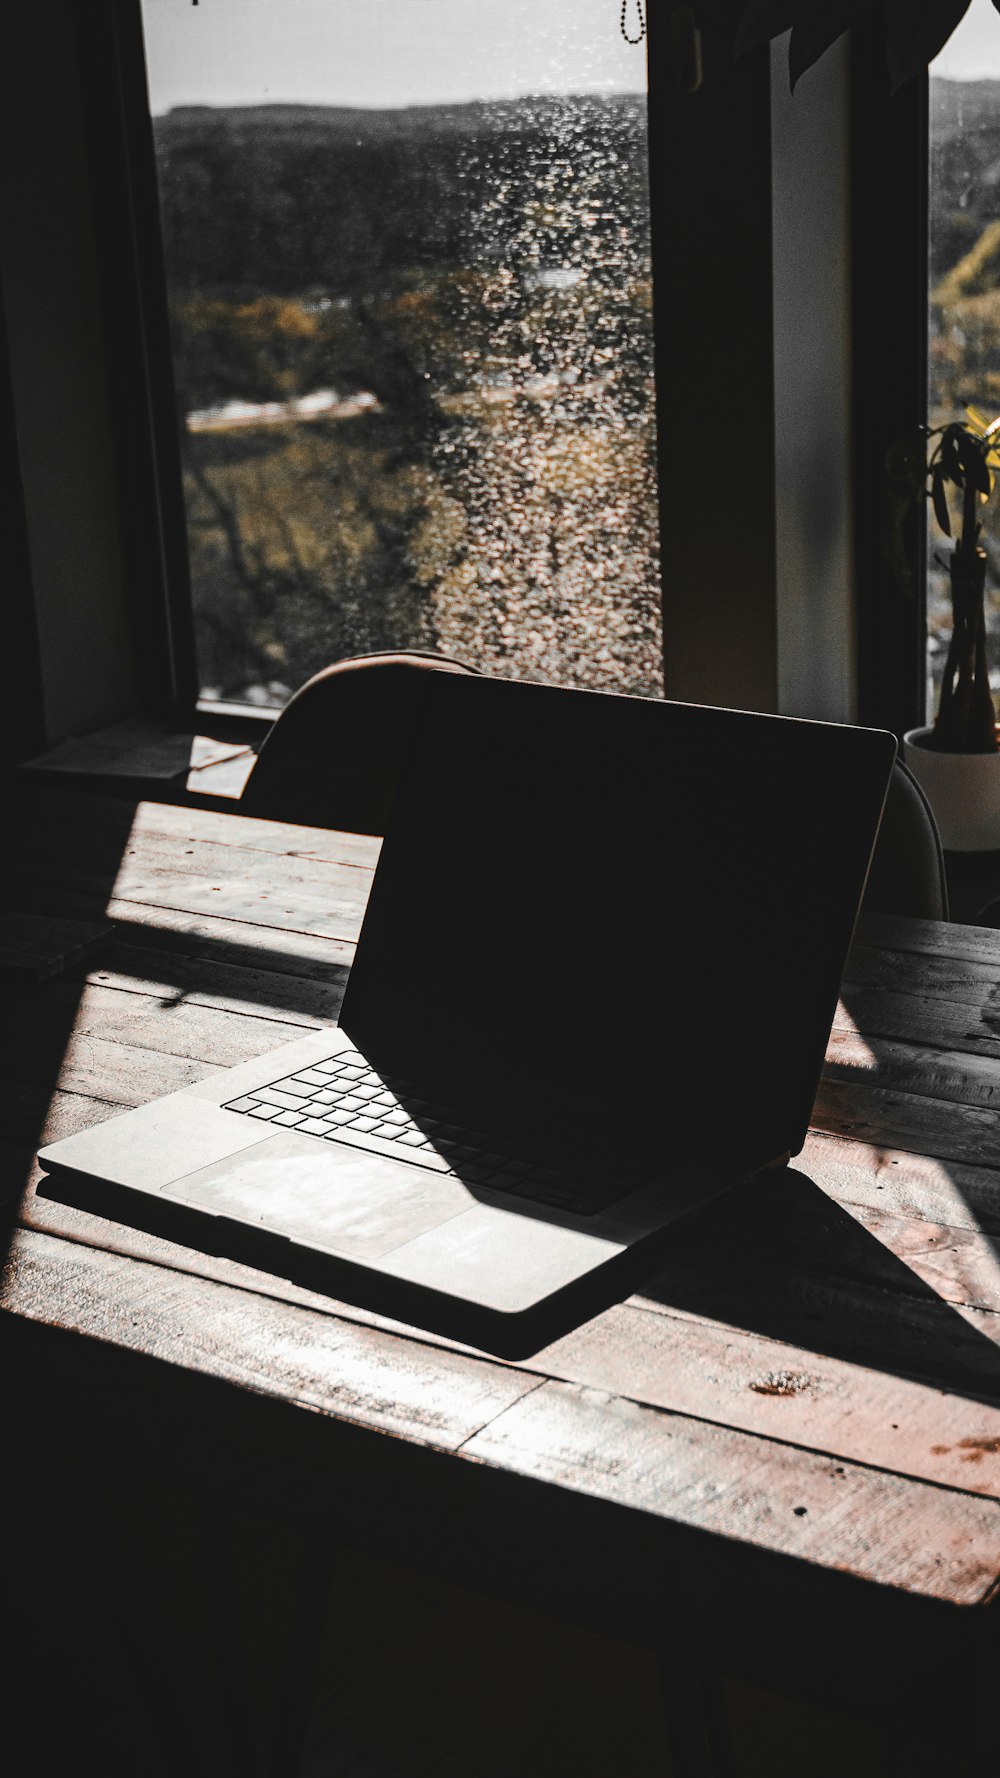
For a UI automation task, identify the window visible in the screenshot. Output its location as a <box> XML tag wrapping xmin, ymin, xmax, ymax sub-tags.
<box><xmin>138</xmin><ymin>0</ymin><xmax>660</xmax><ymax>708</ymax></box>
<box><xmin>928</xmin><ymin>0</ymin><xmax>1000</xmax><ymax>723</ymax></box>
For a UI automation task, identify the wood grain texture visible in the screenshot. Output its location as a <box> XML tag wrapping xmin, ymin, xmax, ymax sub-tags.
<box><xmin>834</xmin><ymin>988</ymin><xmax>1000</xmax><ymax>1060</ymax></box>
<box><xmin>1</xmin><ymin>979</ymin><xmax>313</xmax><ymax>1082</ymax></box>
<box><xmin>11</xmin><ymin>791</ymin><xmax>376</xmax><ymax>950</ymax></box>
<box><xmin>87</xmin><ymin>942</ymin><xmax>342</xmax><ymax>1023</ymax></box>
<box><xmin>812</xmin><ymin>1074</ymin><xmax>1000</xmax><ymax>1167</ymax></box>
<box><xmin>20</xmin><ymin>891</ymin><xmax>358</xmax><ymax>974</ymax></box>
<box><xmin>9</xmin><ymin>791</ymin><xmax>1000</xmax><ymax>1615</ymax></box>
<box><xmin>823</xmin><ymin>1027</ymin><xmax>1000</xmax><ymax>1111</ymax></box>
<box><xmin>844</xmin><ymin>942</ymin><xmax>1000</xmax><ymax>1013</ymax></box>
<box><xmin>49</xmin><ymin>857</ymin><xmax>368</xmax><ymax>944</ymax></box>
<box><xmin>6</xmin><ymin>1225</ymin><xmax>1000</xmax><ymax>1608</ymax></box>
<box><xmin>854</xmin><ymin>910</ymin><xmax>1000</xmax><ymax>969</ymax></box>
<box><xmin>463</xmin><ymin>1380</ymin><xmax>1000</xmax><ymax>1605</ymax></box>
<box><xmin>0</xmin><ymin>1227</ymin><xmax>538</xmax><ymax>1450</ymax></box>
<box><xmin>12</xmin><ymin>782</ymin><xmax>382</xmax><ymax>869</ymax></box>
<box><xmin>19</xmin><ymin>1165</ymin><xmax>1000</xmax><ymax>1502</ymax></box>
<box><xmin>535</xmin><ymin>1299</ymin><xmax>1000</xmax><ymax>1500</ymax></box>
<box><xmin>800</xmin><ymin>1128</ymin><xmax>1000</xmax><ymax>1235</ymax></box>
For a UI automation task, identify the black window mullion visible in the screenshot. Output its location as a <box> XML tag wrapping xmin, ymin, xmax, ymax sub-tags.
<box><xmin>74</xmin><ymin>0</ymin><xmax>199</xmax><ymax>718</ymax></box>
<box><xmin>851</xmin><ymin>19</ymin><xmax>929</xmax><ymax>741</ymax></box>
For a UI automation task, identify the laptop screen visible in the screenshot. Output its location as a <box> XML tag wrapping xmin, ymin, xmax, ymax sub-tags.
<box><xmin>340</xmin><ymin>674</ymin><xmax>895</xmax><ymax>1169</ymax></box>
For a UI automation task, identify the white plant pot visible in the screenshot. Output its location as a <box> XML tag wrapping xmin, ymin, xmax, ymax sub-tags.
<box><xmin>903</xmin><ymin>725</ymin><xmax>1000</xmax><ymax>851</ymax></box>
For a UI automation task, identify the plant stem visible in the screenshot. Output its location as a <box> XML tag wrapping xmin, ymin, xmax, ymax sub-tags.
<box><xmin>934</xmin><ymin>542</ymin><xmax>998</xmax><ymax>752</ymax></box>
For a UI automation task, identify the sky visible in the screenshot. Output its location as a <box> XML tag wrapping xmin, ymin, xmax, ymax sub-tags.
<box><xmin>140</xmin><ymin>0</ymin><xmax>648</xmax><ymax>113</ymax></box>
<box><xmin>933</xmin><ymin>0</ymin><xmax>1000</xmax><ymax>78</ymax></box>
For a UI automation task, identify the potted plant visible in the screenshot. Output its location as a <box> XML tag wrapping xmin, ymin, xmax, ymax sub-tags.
<box><xmin>887</xmin><ymin>407</ymin><xmax>1000</xmax><ymax>849</ymax></box>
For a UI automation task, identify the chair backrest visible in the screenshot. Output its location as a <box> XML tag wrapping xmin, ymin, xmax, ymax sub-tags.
<box><xmin>239</xmin><ymin>650</ymin><xmax>480</xmax><ymax>834</ymax></box>
<box><xmin>862</xmin><ymin>757</ymin><xmax>949</xmax><ymax>921</ymax></box>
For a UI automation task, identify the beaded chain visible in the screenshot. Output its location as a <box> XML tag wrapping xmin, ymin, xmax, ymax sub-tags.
<box><xmin>620</xmin><ymin>0</ymin><xmax>646</xmax><ymax>44</ymax></box>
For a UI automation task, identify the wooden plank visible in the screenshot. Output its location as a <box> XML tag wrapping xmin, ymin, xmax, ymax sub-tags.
<box><xmin>464</xmin><ymin>1380</ymin><xmax>1000</xmax><ymax>1606</ymax></box>
<box><xmin>17</xmin><ymin>786</ymin><xmax>382</xmax><ymax>869</ymax></box>
<box><xmin>837</xmin><ymin>939</ymin><xmax>1000</xmax><ymax>1059</ymax></box>
<box><xmin>812</xmin><ymin>1075</ymin><xmax>1000</xmax><ymax>1168</ymax></box>
<box><xmin>140</xmin><ymin>797</ymin><xmax>382</xmax><ymax>867</ymax></box>
<box><xmin>17</xmin><ymin>1095</ymin><xmax>1000</xmax><ymax>1343</ymax></box>
<box><xmin>854</xmin><ymin>911</ymin><xmax>1000</xmax><ymax>970</ymax></box>
<box><xmin>7</xmin><ymin>1032</ymin><xmax>212</xmax><ymax>1107</ymax></box>
<box><xmin>14</xmin><ymin>788</ymin><xmax>1000</xmax><ymax>1613</ymax></box>
<box><xmin>6</xmin><ymin>1228</ymin><xmax>1000</xmax><ymax>1608</ymax></box>
<box><xmin>536</xmin><ymin>1300</ymin><xmax>1000</xmax><ymax>1501</ymax></box>
<box><xmin>0</xmin><ymin>1227</ymin><xmax>540</xmax><ymax>1452</ymax></box>
<box><xmin>823</xmin><ymin>1027</ymin><xmax>1000</xmax><ymax>1111</ymax></box>
<box><xmin>853</xmin><ymin>911</ymin><xmax>996</xmax><ymax>962</ymax></box>
<box><xmin>17</xmin><ymin>1075</ymin><xmax>1000</xmax><ymax>1495</ymax></box>
<box><xmin>22</xmin><ymin>891</ymin><xmax>358</xmax><ymax>974</ymax></box>
<box><xmin>13</xmin><ymin>797</ymin><xmax>378</xmax><ymax>949</ymax></box>
<box><xmin>833</xmin><ymin>989</ymin><xmax>1000</xmax><ymax>1061</ymax></box>
<box><xmin>19</xmin><ymin>1151</ymin><xmax>1000</xmax><ymax>1507</ymax></box>
<box><xmin>707</xmin><ymin>1160</ymin><xmax>1000</xmax><ymax>1325</ymax></box>
<box><xmin>28</xmin><ymin>824</ymin><xmax>376</xmax><ymax>906</ymax></box>
<box><xmin>87</xmin><ymin>942</ymin><xmax>343</xmax><ymax>1024</ymax></box>
<box><xmin>23</xmin><ymin>1007</ymin><xmax>996</xmax><ymax>1351</ymax></box>
<box><xmin>800</xmin><ymin>1129</ymin><xmax>1000</xmax><ymax>1238</ymax></box>
<box><xmin>844</xmin><ymin>944</ymin><xmax>1000</xmax><ymax>1014</ymax></box>
<box><xmin>0</xmin><ymin>985</ymin><xmax>309</xmax><ymax>1118</ymax></box>
<box><xmin>12</xmin><ymin>1085</ymin><xmax>124</xmax><ymax>1148</ymax></box>
<box><xmin>20</xmin><ymin>846</ymin><xmax>370</xmax><ymax>945</ymax></box>
<box><xmin>2</xmin><ymin>1089</ymin><xmax>124</xmax><ymax>1205</ymax></box>
<box><xmin>635</xmin><ymin>1223</ymin><xmax>1000</xmax><ymax>1402</ymax></box>
<box><xmin>16</xmin><ymin>1100</ymin><xmax>1000</xmax><ymax>1505</ymax></box>
<box><xmin>25</xmin><ymin>974</ymin><xmax>314</xmax><ymax>1052</ymax></box>
<box><xmin>101</xmin><ymin>870</ymin><xmax>364</xmax><ymax>944</ymax></box>
<box><xmin>833</xmin><ymin>1204</ymin><xmax>1000</xmax><ymax>1318</ymax></box>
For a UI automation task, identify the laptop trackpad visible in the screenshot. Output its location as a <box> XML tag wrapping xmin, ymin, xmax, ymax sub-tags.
<box><xmin>165</xmin><ymin>1132</ymin><xmax>473</xmax><ymax>1260</ymax></box>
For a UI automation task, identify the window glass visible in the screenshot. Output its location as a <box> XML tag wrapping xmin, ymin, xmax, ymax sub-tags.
<box><xmin>929</xmin><ymin>1</ymin><xmax>1000</xmax><ymax>720</ymax></box>
<box><xmin>139</xmin><ymin>0</ymin><xmax>660</xmax><ymax>706</ymax></box>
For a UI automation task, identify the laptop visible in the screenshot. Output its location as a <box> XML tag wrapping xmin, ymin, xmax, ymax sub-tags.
<box><xmin>38</xmin><ymin>674</ymin><xmax>896</xmax><ymax>1356</ymax></box>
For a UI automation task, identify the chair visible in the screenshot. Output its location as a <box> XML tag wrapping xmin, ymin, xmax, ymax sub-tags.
<box><xmin>862</xmin><ymin>758</ymin><xmax>949</xmax><ymax>921</ymax></box>
<box><xmin>238</xmin><ymin>650</ymin><xmax>480</xmax><ymax>834</ymax></box>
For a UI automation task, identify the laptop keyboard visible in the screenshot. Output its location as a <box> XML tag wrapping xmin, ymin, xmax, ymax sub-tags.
<box><xmin>223</xmin><ymin>1046</ymin><xmax>634</xmax><ymax>1216</ymax></box>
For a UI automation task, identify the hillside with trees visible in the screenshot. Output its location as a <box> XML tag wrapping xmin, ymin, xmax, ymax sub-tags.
<box><xmin>152</xmin><ymin>96</ymin><xmax>661</xmax><ymax>703</ymax></box>
<box><xmin>931</xmin><ymin>79</ymin><xmax>1000</xmax><ymax>409</ymax></box>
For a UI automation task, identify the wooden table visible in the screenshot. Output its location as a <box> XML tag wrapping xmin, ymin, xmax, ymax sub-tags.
<box><xmin>4</xmin><ymin>786</ymin><xmax>1000</xmax><ymax>1775</ymax></box>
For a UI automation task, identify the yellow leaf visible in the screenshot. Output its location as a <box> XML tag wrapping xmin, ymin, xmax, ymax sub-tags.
<box><xmin>966</xmin><ymin>404</ymin><xmax>1000</xmax><ymax>440</ymax></box>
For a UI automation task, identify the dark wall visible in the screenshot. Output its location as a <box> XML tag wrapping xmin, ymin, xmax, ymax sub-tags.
<box><xmin>0</xmin><ymin>1</ymin><xmax>138</xmax><ymax>746</ymax></box>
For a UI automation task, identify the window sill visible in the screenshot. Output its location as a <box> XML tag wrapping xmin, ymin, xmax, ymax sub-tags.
<box><xmin>21</xmin><ymin>712</ymin><xmax>264</xmax><ymax>806</ymax></box>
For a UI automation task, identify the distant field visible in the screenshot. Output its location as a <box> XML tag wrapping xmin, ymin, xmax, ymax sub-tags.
<box><xmin>155</xmin><ymin>96</ymin><xmax>662</xmax><ymax>704</ymax></box>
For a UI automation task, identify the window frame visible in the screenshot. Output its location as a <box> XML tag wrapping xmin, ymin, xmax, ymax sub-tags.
<box><xmin>97</xmin><ymin>0</ymin><xmax>678</xmax><ymax>729</ymax></box>
<box><xmin>0</xmin><ymin>276</ymin><xmax>46</xmax><ymax>768</ymax></box>
<box><xmin>850</xmin><ymin>17</ymin><xmax>929</xmax><ymax>740</ymax></box>
<box><xmin>10</xmin><ymin>2</ymin><xmax>933</xmax><ymax>775</ymax></box>
<box><xmin>75</xmin><ymin>0</ymin><xmax>200</xmax><ymax>721</ymax></box>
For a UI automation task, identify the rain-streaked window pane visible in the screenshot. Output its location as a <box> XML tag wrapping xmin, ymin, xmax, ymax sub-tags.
<box><xmin>929</xmin><ymin>2</ymin><xmax>1000</xmax><ymax>719</ymax></box>
<box><xmin>139</xmin><ymin>0</ymin><xmax>660</xmax><ymax>706</ymax></box>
